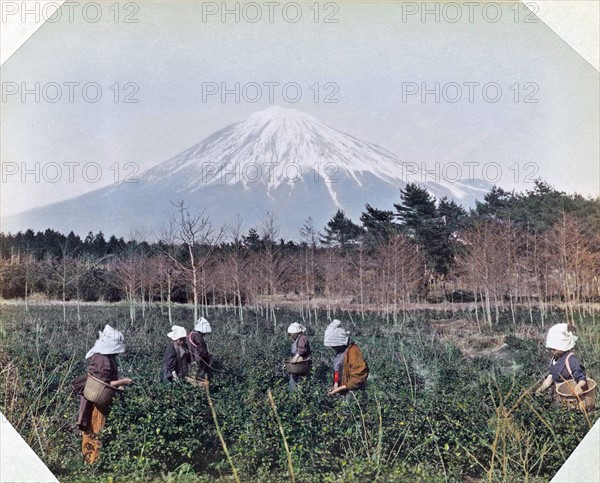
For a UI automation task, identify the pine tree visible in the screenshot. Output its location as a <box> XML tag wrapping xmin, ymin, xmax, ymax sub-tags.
<box><xmin>243</xmin><ymin>228</ymin><xmax>262</xmax><ymax>250</ymax></box>
<box><xmin>472</xmin><ymin>180</ymin><xmax>600</xmax><ymax>234</ymax></box>
<box><xmin>360</xmin><ymin>204</ymin><xmax>397</xmax><ymax>247</ymax></box>
<box><xmin>473</xmin><ymin>185</ymin><xmax>514</xmax><ymax>221</ymax></box>
<box><xmin>394</xmin><ymin>184</ymin><xmax>466</xmax><ymax>277</ymax></box>
<box><xmin>394</xmin><ymin>183</ymin><xmax>438</xmax><ymax>248</ymax></box>
<box><xmin>320</xmin><ymin>210</ymin><xmax>363</xmax><ymax>246</ymax></box>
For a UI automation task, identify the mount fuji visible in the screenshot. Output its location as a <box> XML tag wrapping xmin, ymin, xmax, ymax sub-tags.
<box><xmin>2</xmin><ymin>106</ymin><xmax>491</xmax><ymax>239</ymax></box>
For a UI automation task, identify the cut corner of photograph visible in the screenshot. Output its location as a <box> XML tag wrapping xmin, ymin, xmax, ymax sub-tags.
<box><xmin>1</xmin><ymin>0</ymin><xmax>599</xmax><ymax>482</ymax></box>
<box><xmin>550</xmin><ymin>417</ymin><xmax>600</xmax><ymax>483</ymax></box>
<box><xmin>0</xmin><ymin>411</ymin><xmax>59</xmax><ymax>483</ymax></box>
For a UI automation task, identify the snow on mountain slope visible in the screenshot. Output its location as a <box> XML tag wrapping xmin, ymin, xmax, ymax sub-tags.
<box><xmin>144</xmin><ymin>106</ymin><xmax>419</xmax><ymax>190</ymax></box>
<box><xmin>2</xmin><ymin>107</ymin><xmax>492</xmax><ymax>238</ymax></box>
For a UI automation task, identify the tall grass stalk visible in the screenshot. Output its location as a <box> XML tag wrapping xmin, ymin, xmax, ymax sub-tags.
<box><xmin>204</xmin><ymin>385</ymin><xmax>240</xmax><ymax>483</ymax></box>
<box><xmin>462</xmin><ymin>376</ymin><xmax>571</xmax><ymax>482</ymax></box>
<box><xmin>267</xmin><ymin>389</ymin><xmax>296</xmax><ymax>483</ymax></box>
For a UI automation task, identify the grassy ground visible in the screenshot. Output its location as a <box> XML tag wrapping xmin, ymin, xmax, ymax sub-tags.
<box><xmin>0</xmin><ymin>302</ymin><xmax>598</xmax><ymax>482</ymax></box>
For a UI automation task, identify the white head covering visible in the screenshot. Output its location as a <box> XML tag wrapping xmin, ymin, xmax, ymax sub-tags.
<box><xmin>287</xmin><ymin>322</ymin><xmax>306</xmax><ymax>334</ymax></box>
<box><xmin>324</xmin><ymin>319</ymin><xmax>349</xmax><ymax>347</ymax></box>
<box><xmin>546</xmin><ymin>323</ymin><xmax>578</xmax><ymax>351</ymax></box>
<box><xmin>194</xmin><ymin>317</ymin><xmax>212</xmax><ymax>334</ymax></box>
<box><xmin>168</xmin><ymin>325</ymin><xmax>187</xmax><ymax>341</ymax></box>
<box><xmin>85</xmin><ymin>325</ymin><xmax>126</xmax><ymax>359</ymax></box>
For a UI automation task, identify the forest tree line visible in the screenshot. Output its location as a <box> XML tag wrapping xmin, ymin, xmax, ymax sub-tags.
<box><xmin>1</xmin><ymin>180</ymin><xmax>598</xmax><ymax>326</ymax></box>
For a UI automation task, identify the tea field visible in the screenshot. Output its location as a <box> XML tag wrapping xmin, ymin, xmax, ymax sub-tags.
<box><xmin>1</xmin><ymin>303</ymin><xmax>598</xmax><ymax>482</ymax></box>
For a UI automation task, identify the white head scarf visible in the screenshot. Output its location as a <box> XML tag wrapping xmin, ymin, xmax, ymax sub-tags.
<box><xmin>546</xmin><ymin>323</ymin><xmax>578</xmax><ymax>351</ymax></box>
<box><xmin>324</xmin><ymin>319</ymin><xmax>349</xmax><ymax>347</ymax></box>
<box><xmin>194</xmin><ymin>317</ymin><xmax>212</xmax><ymax>334</ymax></box>
<box><xmin>287</xmin><ymin>322</ymin><xmax>306</xmax><ymax>334</ymax></box>
<box><xmin>168</xmin><ymin>325</ymin><xmax>187</xmax><ymax>341</ymax></box>
<box><xmin>85</xmin><ymin>325</ymin><xmax>126</xmax><ymax>359</ymax></box>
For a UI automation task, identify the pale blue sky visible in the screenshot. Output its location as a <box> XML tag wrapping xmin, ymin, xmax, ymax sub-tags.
<box><xmin>2</xmin><ymin>1</ymin><xmax>598</xmax><ymax>217</ymax></box>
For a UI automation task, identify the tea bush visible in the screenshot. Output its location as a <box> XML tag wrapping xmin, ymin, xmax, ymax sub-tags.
<box><xmin>0</xmin><ymin>303</ymin><xmax>597</xmax><ymax>482</ymax></box>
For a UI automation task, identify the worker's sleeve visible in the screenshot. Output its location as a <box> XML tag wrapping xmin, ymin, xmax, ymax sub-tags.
<box><xmin>569</xmin><ymin>355</ymin><xmax>586</xmax><ymax>382</ymax></box>
<box><xmin>192</xmin><ymin>333</ymin><xmax>210</xmax><ymax>360</ymax></box>
<box><xmin>163</xmin><ymin>343</ymin><xmax>177</xmax><ymax>375</ymax></box>
<box><xmin>345</xmin><ymin>345</ymin><xmax>369</xmax><ymax>390</ymax></box>
<box><xmin>296</xmin><ymin>335</ymin><xmax>310</xmax><ymax>357</ymax></box>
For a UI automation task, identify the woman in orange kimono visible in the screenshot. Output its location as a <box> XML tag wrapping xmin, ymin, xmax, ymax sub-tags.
<box><xmin>323</xmin><ymin>320</ymin><xmax>369</xmax><ymax>396</ymax></box>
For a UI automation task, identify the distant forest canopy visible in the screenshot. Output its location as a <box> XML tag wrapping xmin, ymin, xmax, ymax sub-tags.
<box><xmin>2</xmin><ymin>180</ymin><xmax>598</xmax><ymax>257</ymax></box>
<box><xmin>1</xmin><ymin>180</ymin><xmax>599</xmax><ymax>322</ymax></box>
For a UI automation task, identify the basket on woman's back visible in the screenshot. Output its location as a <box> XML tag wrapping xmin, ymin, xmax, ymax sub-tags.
<box><xmin>83</xmin><ymin>374</ymin><xmax>123</xmax><ymax>408</ymax></box>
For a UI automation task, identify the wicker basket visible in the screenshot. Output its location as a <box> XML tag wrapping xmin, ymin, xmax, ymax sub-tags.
<box><xmin>555</xmin><ymin>378</ymin><xmax>597</xmax><ymax>413</ymax></box>
<box><xmin>83</xmin><ymin>374</ymin><xmax>122</xmax><ymax>408</ymax></box>
<box><xmin>284</xmin><ymin>358</ymin><xmax>311</xmax><ymax>375</ymax></box>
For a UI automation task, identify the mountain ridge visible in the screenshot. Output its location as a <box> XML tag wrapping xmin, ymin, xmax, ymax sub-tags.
<box><xmin>2</xmin><ymin>107</ymin><xmax>491</xmax><ymax>238</ymax></box>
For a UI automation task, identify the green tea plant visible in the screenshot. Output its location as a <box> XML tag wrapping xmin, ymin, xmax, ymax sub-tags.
<box><xmin>0</xmin><ymin>303</ymin><xmax>597</xmax><ymax>482</ymax></box>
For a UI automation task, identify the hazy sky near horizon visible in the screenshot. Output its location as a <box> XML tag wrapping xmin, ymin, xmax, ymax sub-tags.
<box><xmin>2</xmin><ymin>1</ymin><xmax>598</xmax><ymax>218</ymax></box>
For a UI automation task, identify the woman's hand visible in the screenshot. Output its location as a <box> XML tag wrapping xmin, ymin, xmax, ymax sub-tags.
<box><xmin>535</xmin><ymin>375</ymin><xmax>553</xmax><ymax>395</ymax></box>
<box><xmin>328</xmin><ymin>385</ymin><xmax>347</xmax><ymax>396</ymax></box>
<box><xmin>111</xmin><ymin>377</ymin><xmax>133</xmax><ymax>387</ymax></box>
<box><xmin>573</xmin><ymin>380</ymin><xmax>587</xmax><ymax>396</ymax></box>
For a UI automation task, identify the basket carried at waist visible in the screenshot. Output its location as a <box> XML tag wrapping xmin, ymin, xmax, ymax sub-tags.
<box><xmin>284</xmin><ymin>358</ymin><xmax>311</xmax><ymax>375</ymax></box>
<box><xmin>555</xmin><ymin>378</ymin><xmax>597</xmax><ymax>413</ymax></box>
<box><xmin>83</xmin><ymin>374</ymin><xmax>123</xmax><ymax>408</ymax></box>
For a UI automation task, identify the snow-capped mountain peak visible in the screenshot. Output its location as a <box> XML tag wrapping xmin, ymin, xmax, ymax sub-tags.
<box><xmin>245</xmin><ymin>105</ymin><xmax>316</xmax><ymax>123</ymax></box>
<box><xmin>3</xmin><ymin>107</ymin><xmax>491</xmax><ymax>238</ymax></box>
<box><xmin>143</xmin><ymin>106</ymin><xmax>415</xmax><ymax>192</ymax></box>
